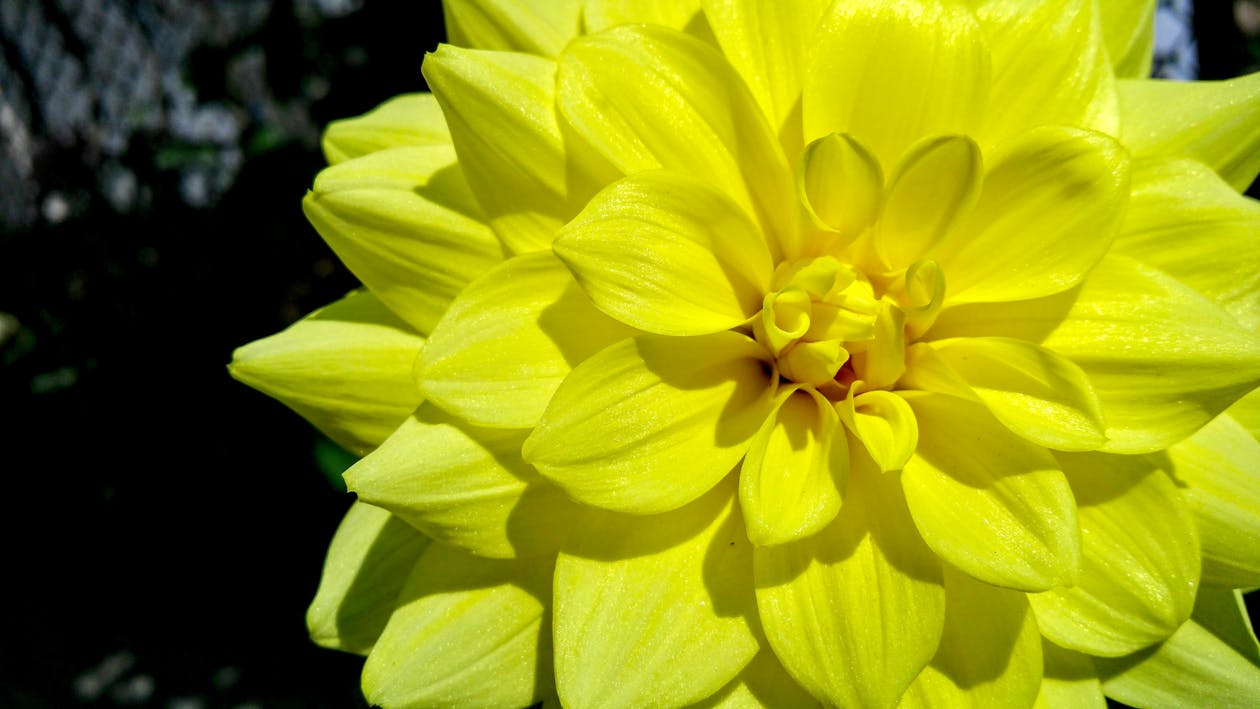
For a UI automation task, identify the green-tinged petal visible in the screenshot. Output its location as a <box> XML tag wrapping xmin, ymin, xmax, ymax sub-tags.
<box><xmin>345</xmin><ymin>404</ymin><xmax>575</xmax><ymax>559</ymax></box>
<box><xmin>1167</xmin><ymin>412</ymin><xmax>1260</xmax><ymax>588</ymax></box>
<box><xmin>1040</xmin><ymin>255</ymin><xmax>1260</xmax><ymax>454</ymax></box>
<box><xmin>553</xmin><ymin>170</ymin><xmax>773</xmax><ymax>336</ymax></box>
<box><xmin>1192</xmin><ymin>588</ymin><xmax>1260</xmax><ymax>666</ymax></box>
<box><xmin>417</xmin><ymin>252</ymin><xmax>634</xmax><ymax>428</ymax></box>
<box><xmin>974</xmin><ymin>0</ymin><xmax>1117</xmax><ymax>146</ymax></box>
<box><xmin>556</xmin><ymin>24</ymin><xmax>797</xmax><ymax>258</ymax></box>
<box><xmin>911</xmin><ymin>337</ymin><xmax>1106</xmax><ymax>451</ymax></box>
<box><xmin>525</xmin><ymin>333</ymin><xmax>773</xmax><ymax>513</ymax></box>
<box><xmin>554</xmin><ymin>482</ymin><xmax>759</xmax><ymax>709</ymax></box>
<box><xmin>1097</xmin><ymin>618</ymin><xmax>1260</xmax><ymax>708</ymax></box>
<box><xmin>936</xmin><ymin>127</ymin><xmax>1129</xmax><ymax>305</ymax></box>
<box><xmin>229</xmin><ymin>290</ymin><xmax>424</xmax><ymax>456</ymax></box>
<box><xmin>321</xmin><ymin>93</ymin><xmax>451</xmax><ymax>164</ymax></box>
<box><xmin>1031</xmin><ymin>452</ymin><xmax>1199</xmax><ymax>657</ymax></box>
<box><xmin>1113</xmin><ymin>158</ymin><xmax>1260</xmax><ymax>331</ymax></box>
<box><xmin>1230</xmin><ymin>389</ymin><xmax>1260</xmax><ymax>440</ymax></box>
<box><xmin>902</xmin><ymin>393</ymin><xmax>1080</xmax><ymax>591</ymax></box>
<box><xmin>803</xmin><ymin>0</ymin><xmax>990</xmax><ymax>172</ymax></box>
<box><xmin>582</xmin><ymin>0</ymin><xmax>704</xmax><ymax>34</ymax></box>
<box><xmin>362</xmin><ymin>543</ymin><xmax>552</xmax><ymax>708</ymax></box>
<box><xmin>876</xmin><ymin>135</ymin><xmax>982</xmax><ymax>273</ymax></box>
<box><xmin>755</xmin><ymin>452</ymin><xmax>946</xmax><ymax>709</ymax></box>
<box><xmin>1118</xmin><ymin>73</ymin><xmax>1260</xmax><ymax>192</ymax></box>
<box><xmin>693</xmin><ymin>650</ymin><xmax>821</xmax><ymax>709</ymax></box>
<box><xmin>422</xmin><ymin>45</ymin><xmax>606</xmax><ymax>254</ymax></box>
<box><xmin>740</xmin><ymin>388</ymin><xmax>845</xmax><ymax>547</ymax></box>
<box><xmin>307</xmin><ymin>502</ymin><xmax>430</xmax><ymax>654</ymax></box>
<box><xmin>798</xmin><ymin>133</ymin><xmax>884</xmax><ymax>244</ymax></box>
<box><xmin>1033</xmin><ymin>641</ymin><xmax>1106</xmax><ymax>709</ymax></box>
<box><xmin>900</xmin><ymin>567</ymin><xmax>1043</xmax><ymax>709</ymax></box>
<box><xmin>702</xmin><ymin>0</ymin><xmax>830</xmax><ymax>156</ymax></box>
<box><xmin>1097</xmin><ymin>0</ymin><xmax>1156</xmax><ymax>78</ymax></box>
<box><xmin>838</xmin><ymin>389</ymin><xmax>919</xmax><ymax>473</ymax></box>
<box><xmin>303</xmin><ymin>146</ymin><xmax>504</xmax><ymax>335</ymax></box>
<box><xmin>443</xmin><ymin>0</ymin><xmax>582</xmax><ymax>57</ymax></box>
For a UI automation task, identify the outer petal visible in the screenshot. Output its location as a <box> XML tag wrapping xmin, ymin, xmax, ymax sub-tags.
<box><xmin>443</xmin><ymin>0</ymin><xmax>583</xmax><ymax>57</ymax></box>
<box><xmin>1112</xmin><ymin>158</ymin><xmax>1260</xmax><ymax>331</ymax></box>
<box><xmin>524</xmin><ymin>332</ymin><xmax>774</xmax><ymax>514</ymax></box>
<box><xmin>1096</xmin><ymin>619</ymin><xmax>1260</xmax><ymax>708</ymax></box>
<box><xmin>900</xmin><ymin>567</ymin><xmax>1043</xmax><ymax>709</ymax></box>
<box><xmin>694</xmin><ymin>650</ymin><xmax>821</xmax><ymax>709</ymax></box>
<box><xmin>554</xmin><ymin>482</ymin><xmax>760</xmax><ymax>708</ymax></box>
<box><xmin>321</xmin><ymin>93</ymin><xmax>451</xmax><ymax>164</ymax></box>
<box><xmin>582</xmin><ymin>0</ymin><xmax>705</xmax><ymax>34</ymax></box>
<box><xmin>902</xmin><ymin>393</ymin><xmax>1080</xmax><ymax>592</ymax></box>
<box><xmin>973</xmin><ymin>0</ymin><xmax>1118</xmax><ymax>146</ymax></box>
<box><xmin>739</xmin><ymin>388</ymin><xmax>845</xmax><ymax>547</ymax></box>
<box><xmin>229</xmin><ymin>290</ymin><xmax>424</xmax><ymax>456</ymax></box>
<box><xmin>755</xmin><ymin>451</ymin><xmax>946</xmax><ymax>709</ymax></box>
<box><xmin>1192</xmin><ymin>587</ymin><xmax>1260</xmax><ymax>667</ymax></box>
<box><xmin>422</xmin><ymin>46</ymin><xmax>606</xmax><ymax>253</ymax></box>
<box><xmin>935</xmin><ymin>127</ymin><xmax>1130</xmax><ymax>305</ymax></box>
<box><xmin>1230</xmin><ymin>388</ymin><xmax>1260</xmax><ymax>440</ymax></box>
<box><xmin>553</xmin><ymin>170</ymin><xmax>773</xmax><ymax>336</ymax></box>
<box><xmin>307</xmin><ymin>502</ymin><xmax>430</xmax><ymax>654</ymax></box>
<box><xmin>798</xmin><ymin>132</ymin><xmax>885</xmax><ymax>244</ymax></box>
<box><xmin>1032</xmin><ymin>641</ymin><xmax>1107</xmax><ymax>709</ymax></box>
<box><xmin>345</xmin><ymin>404</ymin><xmax>576</xmax><ymax>559</ymax></box>
<box><xmin>1040</xmin><ymin>255</ymin><xmax>1260</xmax><ymax>453</ymax></box>
<box><xmin>803</xmin><ymin>0</ymin><xmax>990</xmax><ymax>171</ymax></box>
<box><xmin>302</xmin><ymin>145</ymin><xmax>504</xmax><ymax>335</ymax></box>
<box><xmin>1118</xmin><ymin>73</ymin><xmax>1260</xmax><ymax>192</ymax></box>
<box><xmin>556</xmin><ymin>24</ymin><xmax>797</xmax><ymax>257</ymax></box>
<box><xmin>1097</xmin><ymin>0</ymin><xmax>1156</xmax><ymax>78</ymax></box>
<box><xmin>907</xmin><ymin>337</ymin><xmax>1107</xmax><ymax>451</ymax></box>
<box><xmin>417</xmin><ymin>252</ymin><xmax>634</xmax><ymax>428</ymax></box>
<box><xmin>362</xmin><ymin>544</ymin><xmax>552</xmax><ymax>708</ymax></box>
<box><xmin>1029</xmin><ymin>452</ymin><xmax>1199</xmax><ymax>657</ymax></box>
<box><xmin>1166</xmin><ymin>412</ymin><xmax>1260</xmax><ymax>588</ymax></box>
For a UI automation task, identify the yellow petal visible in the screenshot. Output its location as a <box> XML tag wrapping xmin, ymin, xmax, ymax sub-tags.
<box><xmin>553</xmin><ymin>170</ymin><xmax>773</xmax><ymax>335</ymax></box>
<box><xmin>443</xmin><ymin>0</ymin><xmax>583</xmax><ymax>57</ymax></box>
<box><xmin>838</xmin><ymin>389</ymin><xmax>919</xmax><ymax>473</ymax></box>
<box><xmin>582</xmin><ymin>0</ymin><xmax>704</xmax><ymax>33</ymax></box>
<box><xmin>554</xmin><ymin>482</ymin><xmax>759</xmax><ymax>709</ymax></box>
<box><xmin>524</xmin><ymin>332</ymin><xmax>774</xmax><ymax>513</ymax></box>
<box><xmin>702</xmin><ymin>0</ymin><xmax>830</xmax><ymax>158</ymax></box>
<box><xmin>915</xmin><ymin>337</ymin><xmax>1106</xmax><ymax>451</ymax></box>
<box><xmin>229</xmin><ymin>290</ymin><xmax>424</xmax><ymax>456</ymax></box>
<box><xmin>900</xmin><ymin>567</ymin><xmax>1043</xmax><ymax>709</ymax></box>
<box><xmin>1096</xmin><ymin>619</ymin><xmax>1260</xmax><ymax>708</ymax></box>
<box><xmin>1118</xmin><ymin>73</ymin><xmax>1260</xmax><ymax>192</ymax></box>
<box><xmin>303</xmin><ymin>146</ymin><xmax>504</xmax><ymax>335</ymax></box>
<box><xmin>1040</xmin><ymin>255</ymin><xmax>1260</xmax><ymax>453</ymax></box>
<box><xmin>902</xmin><ymin>393</ymin><xmax>1080</xmax><ymax>591</ymax></box>
<box><xmin>755</xmin><ymin>452</ymin><xmax>946</xmax><ymax>709</ymax></box>
<box><xmin>1030</xmin><ymin>452</ymin><xmax>1199</xmax><ymax>657</ymax></box>
<box><xmin>1192</xmin><ymin>587</ymin><xmax>1260</xmax><ymax>667</ymax></box>
<box><xmin>740</xmin><ymin>388</ymin><xmax>845</xmax><ymax>546</ymax></box>
<box><xmin>936</xmin><ymin>127</ymin><xmax>1130</xmax><ymax>305</ymax></box>
<box><xmin>694</xmin><ymin>650</ymin><xmax>821</xmax><ymax>709</ymax></box>
<box><xmin>362</xmin><ymin>543</ymin><xmax>552</xmax><ymax>708</ymax></box>
<box><xmin>345</xmin><ymin>404</ymin><xmax>576</xmax><ymax>559</ymax></box>
<box><xmin>556</xmin><ymin>24</ymin><xmax>796</xmax><ymax>257</ymax></box>
<box><xmin>1096</xmin><ymin>0</ymin><xmax>1156</xmax><ymax>78</ymax></box>
<box><xmin>307</xmin><ymin>502</ymin><xmax>430</xmax><ymax>654</ymax></box>
<box><xmin>798</xmin><ymin>133</ymin><xmax>885</xmax><ymax>247</ymax></box>
<box><xmin>877</xmin><ymin>135</ymin><xmax>982</xmax><ymax>273</ymax></box>
<box><xmin>321</xmin><ymin>93</ymin><xmax>451</xmax><ymax>164</ymax></box>
<box><xmin>1113</xmin><ymin>158</ymin><xmax>1260</xmax><ymax>331</ymax></box>
<box><xmin>973</xmin><ymin>0</ymin><xmax>1118</xmax><ymax>146</ymax></box>
<box><xmin>1167</xmin><ymin>412</ymin><xmax>1260</xmax><ymax>588</ymax></box>
<box><xmin>422</xmin><ymin>45</ymin><xmax>606</xmax><ymax>253</ymax></box>
<box><xmin>1229</xmin><ymin>388</ymin><xmax>1260</xmax><ymax>440</ymax></box>
<box><xmin>803</xmin><ymin>0</ymin><xmax>990</xmax><ymax>171</ymax></box>
<box><xmin>1033</xmin><ymin>641</ymin><xmax>1107</xmax><ymax>709</ymax></box>
<box><xmin>417</xmin><ymin>252</ymin><xmax>634</xmax><ymax>428</ymax></box>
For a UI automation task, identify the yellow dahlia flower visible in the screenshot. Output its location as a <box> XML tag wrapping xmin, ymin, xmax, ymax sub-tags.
<box><xmin>231</xmin><ymin>1</ymin><xmax>1260</xmax><ymax>706</ymax></box>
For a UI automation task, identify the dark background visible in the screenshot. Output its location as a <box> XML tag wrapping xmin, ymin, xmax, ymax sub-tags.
<box><xmin>0</xmin><ymin>2</ymin><xmax>1257</xmax><ymax>707</ymax></box>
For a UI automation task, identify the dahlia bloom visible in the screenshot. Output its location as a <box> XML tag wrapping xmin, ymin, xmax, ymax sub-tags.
<box><xmin>231</xmin><ymin>1</ymin><xmax>1260</xmax><ymax>706</ymax></box>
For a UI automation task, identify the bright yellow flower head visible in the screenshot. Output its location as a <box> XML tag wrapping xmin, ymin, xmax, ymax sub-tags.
<box><xmin>231</xmin><ymin>1</ymin><xmax>1260</xmax><ymax>706</ymax></box>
